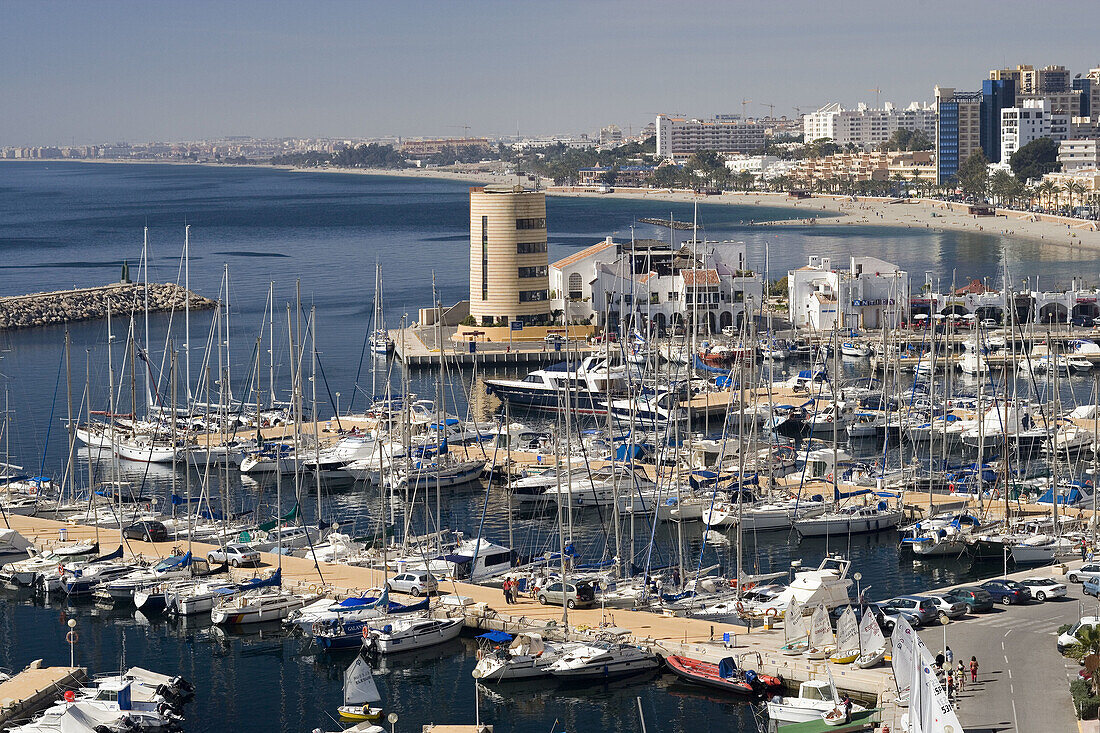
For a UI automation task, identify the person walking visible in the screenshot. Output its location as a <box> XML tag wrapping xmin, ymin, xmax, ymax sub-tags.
<box><xmin>956</xmin><ymin>661</ymin><xmax>966</xmax><ymax>692</ymax></box>
<box><xmin>503</xmin><ymin>580</ymin><xmax>513</xmax><ymax>605</ymax></box>
<box><xmin>1084</xmin><ymin>538</ymin><xmax>1089</xmax><ymax>562</ymax></box>
<box><xmin>945</xmin><ymin>646</ymin><xmax>954</xmax><ymax>666</ymax></box>
<box><xmin>970</xmin><ymin>656</ymin><xmax>979</xmax><ymax>683</ymax></box>
<box><xmin>946</xmin><ymin>671</ymin><xmax>955</xmax><ymax>702</ymax></box>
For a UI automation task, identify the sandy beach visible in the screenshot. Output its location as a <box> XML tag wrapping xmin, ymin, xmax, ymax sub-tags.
<box><xmin>8</xmin><ymin>158</ymin><xmax>1100</xmax><ymax>251</ymax></box>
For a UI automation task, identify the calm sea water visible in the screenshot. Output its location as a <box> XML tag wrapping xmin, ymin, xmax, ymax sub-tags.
<box><xmin>0</xmin><ymin>162</ymin><xmax>1094</xmax><ymax>733</ymax></box>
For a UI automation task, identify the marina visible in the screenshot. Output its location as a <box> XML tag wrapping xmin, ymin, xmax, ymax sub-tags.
<box><xmin>2</xmin><ymin>163</ymin><xmax>1100</xmax><ymax>733</ymax></box>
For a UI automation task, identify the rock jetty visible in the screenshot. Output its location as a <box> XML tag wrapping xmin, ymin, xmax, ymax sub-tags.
<box><xmin>0</xmin><ymin>282</ymin><xmax>216</xmax><ymax>331</ymax></box>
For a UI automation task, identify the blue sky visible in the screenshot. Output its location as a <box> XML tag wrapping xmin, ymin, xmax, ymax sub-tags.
<box><xmin>3</xmin><ymin>0</ymin><xmax>1099</xmax><ymax>145</ymax></box>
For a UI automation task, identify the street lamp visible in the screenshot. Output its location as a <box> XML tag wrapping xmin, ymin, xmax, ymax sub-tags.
<box><xmin>387</xmin><ymin>712</ymin><xmax>398</xmax><ymax>733</ymax></box>
<box><xmin>853</xmin><ymin>572</ymin><xmax>863</xmax><ymax>605</ymax></box>
<box><xmin>335</xmin><ymin>392</ymin><xmax>341</xmax><ymax>417</ymax></box>
<box><xmin>66</xmin><ymin>618</ymin><xmax>77</xmax><ymax>667</ymax></box>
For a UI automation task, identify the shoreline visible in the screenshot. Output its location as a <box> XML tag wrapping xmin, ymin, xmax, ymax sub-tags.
<box><xmin>6</xmin><ymin>158</ymin><xmax>1100</xmax><ymax>250</ymax></box>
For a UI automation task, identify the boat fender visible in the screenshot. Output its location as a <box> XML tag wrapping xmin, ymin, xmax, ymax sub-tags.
<box><xmin>765</xmin><ymin>607</ymin><xmax>778</xmax><ymax>618</ymax></box>
<box><xmin>383</xmin><ymin>624</ymin><xmax>393</xmax><ymax>633</ymax></box>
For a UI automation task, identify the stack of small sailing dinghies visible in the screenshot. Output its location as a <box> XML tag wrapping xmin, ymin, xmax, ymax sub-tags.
<box><xmin>891</xmin><ymin>615</ymin><xmax>965</xmax><ymax>733</ymax></box>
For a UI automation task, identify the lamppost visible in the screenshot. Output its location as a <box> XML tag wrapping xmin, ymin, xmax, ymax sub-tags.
<box><xmin>335</xmin><ymin>392</ymin><xmax>340</xmax><ymax>418</ymax></box>
<box><xmin>387</xmin><ymin>712</ymin><xmax>398</xmax><ymax>733</ymax></box>
<box><xmin>66</xmin><ymin>618</ymin><xmax>77</xmax><ymax>667</ymax></box>
<box><xmin>853</xmin><ymin>572</ymin><xmax>863</xmax><ymax>605</ymax></box>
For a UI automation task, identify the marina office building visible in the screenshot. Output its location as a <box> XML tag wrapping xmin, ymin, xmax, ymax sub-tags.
<box><xmin>468</xmin><ymin>185</ymin><xmax>551</xmax><ymax>327</ymax></box>
<box><xmin>550</xmin><ymin>236</ymin><xmax>763</xmax><ymax>336</ymax></box>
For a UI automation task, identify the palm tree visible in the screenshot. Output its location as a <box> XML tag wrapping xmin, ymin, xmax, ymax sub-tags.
<box><xmin>1037</xmin><ymin>180</ymin><xmax>1058</xmax><ymax>212</ymax></box>
<box><xmin>1065</xmin><ymin>181</ymin><xmax>1087</xmax><ymax>211</ymax></box>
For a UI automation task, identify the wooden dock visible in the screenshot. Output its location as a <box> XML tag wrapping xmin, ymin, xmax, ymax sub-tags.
<box><xmin>0</xmin><ymin>663</ymin><xmax>86</xmax><ymax>727</ymax></box>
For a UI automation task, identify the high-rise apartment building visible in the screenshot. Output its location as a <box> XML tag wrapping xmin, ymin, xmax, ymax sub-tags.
<box><xmin>980</xmin><ymin>79</ymin><xmax>1016</xmax><ymax>163</ymax></box>
<box><xmin>655</xmin><ymin>115</ymin><xmax>765</xmax><ymax>159</ymax></box>
<box><xmin>469</xmin><ymin>186</ymin><xmax>550</xmax><ymax>327</ymax></box>
<box><xmin>802</xmin><ymin>102</ymin><xmax>936</xmax><ymax>150</ymax></box>
<box><xmin>1001</xmin><ymin>99</ymin><xmax>1070</xmax><ymax>163</ymax></box>
<box><xmin>934</xmin><ymin>87</ymin><xmax>983</xmax><ymax>183</ymax></box>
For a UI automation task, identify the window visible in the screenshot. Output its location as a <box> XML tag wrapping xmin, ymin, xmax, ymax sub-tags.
<box><xmin>518</xmin><ymin>266</ymin><xmax>547</xmax><ymax>278</ymax></box>
<box><xmin>519</xmin><ymin>289</ymin><xmax>548</xmax><ymax>303</ymax></box>
<box><xmin>481</xmin><ymin>215</ymin><xmax>488</xmax><ymax>301</ymax></box>
<box><xmin>515</xmin><ymin>217</ymin><xmax>546</xmax><ymax>230</ymax></box>
<box><xmin>517</xmin><ymin>241</ymin><xmax>547</xmax><ymax>254</ymax></box>
<box><xmin>568</xmin><ymin>272</ymin><xmax>583</xmax><ymax>300</ymax></box>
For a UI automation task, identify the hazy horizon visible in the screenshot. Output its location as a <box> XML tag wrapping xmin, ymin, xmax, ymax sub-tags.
<box><xmin>3</xmin><ymin>0</ymin><xmax>1100</xmax><ymax>147</ymax></box>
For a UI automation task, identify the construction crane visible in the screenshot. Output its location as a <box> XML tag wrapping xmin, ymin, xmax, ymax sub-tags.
<box><xmin>868</xmin><ymin>88</ymin><xmax>882</xmax><ymax>107</ymax></box>
<box><xmin>445</xmin><ymin>124</ymin><xmax>472</xmax><ymax>138</ymax></box>
<box><xmin>761</xmin><ymin>103</ymin><xmax>776</xmax><ymax>119</ymax></box>
<box><xmin>740</xmin><ymin>98</ymin><xmax>752</xmax><ymax>121</ymax></box>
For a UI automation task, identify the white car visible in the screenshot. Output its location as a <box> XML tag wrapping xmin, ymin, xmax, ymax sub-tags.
<box><xmin>1058</xmin><ymin>616</ymin><xmax>1100</xmax><ymax>653</ymax></box>
<box><xmin>979</xmin><ymin>318</ymin><xmax>999</xmax><ymax>329</ymax></box>
<box><xmin>385</xmin><ymin>571</ymin><xmax>438</xmax><ymax>597</ymax></box>
<box><xmin>1068</xmin><ymin>563</ymin><xmax>1100</xmax><ymax>583</ymax></box>
<box><xmin>206</xmin><ymin>543</ymin><xmax>261</xmax><ymax>567</ymax></box>
<box><xmin>1020</xmin><ymin>577</ymin><xmax>1067</xmax><ymax>601</ymax></box>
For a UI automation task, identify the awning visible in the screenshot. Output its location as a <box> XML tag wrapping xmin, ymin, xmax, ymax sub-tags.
<box><xmin>477</xmin><ymin>630</ymin><xmax>513</xmax><ymax>643</ymax></box>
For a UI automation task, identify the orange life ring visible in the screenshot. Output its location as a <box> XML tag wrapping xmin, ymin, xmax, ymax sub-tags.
<box><xmin>361</xmin><ymin>626</ymin><xmax>371</xmax><ymax>640</ymax></box>
<box><xmin>736</xmin><ymin>601</ymin><xmax>745</xmax><ymax>613</ymax></box>
<box><xmin>766</xmin><ymin>607</ymin><xmax>779</xmax><ymax>618</ymax></box>
<box><xmin>57</xmin><ymin>564</ymin><xmax>64</xmax><ymax>576</ymax></box>
<box><xmin>66</xmin><ymin>631</ymin><xmax>78</xmax><ymax>644</ymax></box>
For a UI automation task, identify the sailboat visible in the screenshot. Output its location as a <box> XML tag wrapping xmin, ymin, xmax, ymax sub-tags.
<box><xmin>803</xmin><ymin>603</ymin><xmax>836</xmax><ymax>660</ymax></box>
<box><xmin>853</xmin><ymin>606</ymin><xmax>887</xmax><ymax>668</ymax></box>
<box><xmin>828</xmin><ymin>605</ymin><xmax>860</xmax><ymax>664</ymax></box>
<box><xmin>336</xmin><ymin>656</ymin><xmax>383</xmax><ymax>722</ymax></box>
<box><xmin>369</xmin><ymin>264</ymin><xmax>393</xmax><ymax>355</ymax></box>
<box><xmin>779</xmin><ymin>600</ymin><xmax>808</xmax><ymax>655</ymax></box>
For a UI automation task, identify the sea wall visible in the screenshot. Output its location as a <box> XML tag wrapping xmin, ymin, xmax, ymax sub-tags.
<box><xmin>0</xmin><ymin>282</ymin><xmax>216</xmax><ymax>331</ymax></box>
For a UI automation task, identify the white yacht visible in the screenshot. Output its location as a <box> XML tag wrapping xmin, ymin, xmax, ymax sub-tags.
<box><xmin>472</xmin><ymin>632</ymin><xmax>569</xmax><ymax>681</ymax></box>
<box><xmin>362</xmin><ymin>616</ymin><xmax>464</xmax><ymax>654</ymax></box>
<box><xmin>546</xmin><ymin>634</ymin><xmax>659</xmax><ymax>680</ymax></box>
<box><xmin>794</xmin><ymin>503</ymin><xmax>903</xmax><ymax>537</ymax></box>
<box><xmin>211</xmin><ymin>587</ymin><xmax>318</xmax><ymax>625</ymax></box>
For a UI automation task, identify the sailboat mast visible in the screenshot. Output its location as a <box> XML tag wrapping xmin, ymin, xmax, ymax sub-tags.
<box><xmin>64</xmin><ymin>331</ymin><xmax>74</xmax><ymax>503</ymax></box>
<box><xmin>184</xmin><ymin>225</ymin><xmax>192</xmax><ymax>405</ymax></box>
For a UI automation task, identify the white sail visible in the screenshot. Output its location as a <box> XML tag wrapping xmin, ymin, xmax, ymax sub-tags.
<box><xmin>809</xmin><ymin>603</ymin><xmax>833</xmax><ymax>647</ymax></box>
<box><xmin>908</xmin><ymin>623</ymin><xmax>963</xmax><ymax>733</ymax></box>
<box><xmin>835</xmin><ymin>606</ymin><xmax>859</xmax><ymax>651</ymax></box>
<box><xmin>344</xmin><ymin>656</ymin><xmax>381</xmax><ymax>706</ymax></box>
<box><xmin>891</xmin><ymin>615</ymin><xmax>916</xmax><ymax>699</ymax></box>
<box><xmin>858</xmin><ymin>605</ymin><xmax>886</xmax><ymax>651</ymax></box>
<box><xmin>785</xmin><ymin>600</ymin><xmax>807</xmax><ymax>642</ymax></box>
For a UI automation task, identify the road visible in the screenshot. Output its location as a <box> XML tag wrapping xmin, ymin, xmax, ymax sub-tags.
<box><xmin>931</xmin><ymin>573</ymin><xmax>1093</xmax><ymax>733</ymax></box>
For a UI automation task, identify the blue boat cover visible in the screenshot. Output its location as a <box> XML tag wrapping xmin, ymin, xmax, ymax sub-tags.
<box><xmin>718</xmin><ymin>658</ymin><xmax>738</xmax><ymax>678</ymax></box>
<box><xmin>477</xmin><ymin>630</ymin><xmax>513</xmax><ymax>643</ymax></box>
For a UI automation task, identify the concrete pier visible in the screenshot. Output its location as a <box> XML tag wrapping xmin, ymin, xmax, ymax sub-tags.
<box><xmin>0</xmin><ymin>663</ymin><xmax>86</xmax><ymax>727</ymax></box>
<box><xmin>0</xmin><ymin>282</ymin><xmax>215</xmax><ymax>331</ymax></box>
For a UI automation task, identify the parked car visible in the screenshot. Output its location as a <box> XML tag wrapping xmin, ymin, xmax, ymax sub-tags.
<box><xmin>980</xmin><ymin>579</ymin><xmax>1031</xmax><ymax>605</ymax></box>
<box><xmin>941</xmin><ymin>586</ymin><xmax>995</xmax><ymax>613</ymax></box>
<box><xmin>923</xmin><ymin>594</ymin><xmax>969</xmax><ymax>621</ymax></box>
<box><xmin>1084</xmin><ymin>577</ymin><xmax>1100</xmax><ymax>598</ymax></box>
<box><xmin>544</xmin><ymin>334</ymin><xmax>567</xmax><ymax>344</ymax></box>
<box><xmin>879</xmin><ymin>596</ymin><xmax>939</xmax><ymax>627</ymax></box>
<box><xmin>1058</xmin><ymin>616</ymin><xmax>1100</xmax><ymax>653</ymax></box>
<box><xmin>1020</xmin><ymin>577</ymin><xmax>1067</xmax><ymax>601</ymax></box>
<box><xmin>122</xmin><ymin>520</ymin><xmax>168</xmax><ymax>543</ymax></box>
<box><xmin>385</xmin><ymin>571</ymin><xmax>438</xmax><ymax>597</ymax></box>
<box><xmin>1068</xmin><ymin>563</ymin><xmax>1100</xmax><ymax>583</ymax></box>
<box><xmin>830</xmin><ymin>604</ymin><xmax>895</xmax><ymax>634</ymax></box>
<box><xmin>979</xmin><ymin>318</ymin><xmax>999</xmax><ymax>329</ymax></box>
<box><xmin>206</xmin><ymin>543</ymin><xmax>261</xmax><ymax>567</ymax></box>
<box><xmin>536</xmin><ymin>580</ymin><xmax>596</xmax><ymax>609</ymax></box>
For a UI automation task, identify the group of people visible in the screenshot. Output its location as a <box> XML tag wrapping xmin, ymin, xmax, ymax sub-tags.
<box><xmin>935</xmin><ymin>646</ymin><xmax>980</xmax><ymax>705</ymax></box>
<box><xmin>502</xmin><ymin>578</ymin><xmax>522</xmax><ymax>604</ymax></box>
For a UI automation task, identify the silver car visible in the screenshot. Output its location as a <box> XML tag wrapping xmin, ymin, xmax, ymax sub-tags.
<box><xmin>536</xmin><ymin>581</ymin><xmax>595</xmax><ymax>609</ymax></box>
<box><xmin>385</xmin><ymin>571</ymin><xmax>438</xmax><ymax>597</ymax></box>
<box><xmin>206</xmin><ymin>543</ymin><xmax>261</xmax><ymax>567</ymax></box>
<box><xmin>924</xmin><ymin>594</ymin><xmax>969</xmax><ymax>621</ymax></box>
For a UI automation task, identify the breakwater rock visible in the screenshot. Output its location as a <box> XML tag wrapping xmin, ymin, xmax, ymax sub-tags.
<box><xmin>0</xmin><ymin>282</ymin><xmax>216</xmax><ymax>331</ymax></box>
